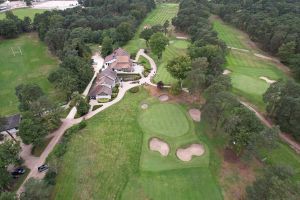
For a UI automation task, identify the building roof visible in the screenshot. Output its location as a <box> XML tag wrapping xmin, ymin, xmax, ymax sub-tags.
<box><xmin>104</xmin><ymin>48</ymin><xmax>130</xmax><ymax>63</ymax></box>
<box><xmin>97</xmin><ymin>76</ymin><xmax>115</xmax><ymax>86</ymax></box>
<box><xmin>99</xmin><ymin>68</ymin><xmax>117</xmax><ymax>80</ymax></box>
<box><xmin>110</xmin><ymin>56</ymin><xmax>133</xmax><ymax>70</ymax></box>
<box><xmin>0</xmin><ymin>114</ymin><xmax>21</xmax><ymax>132</ymax></box>
<box><xmin>89</xmin><ymin>84</ymin><xmax>112</xmax><ymax>97</ymax></box>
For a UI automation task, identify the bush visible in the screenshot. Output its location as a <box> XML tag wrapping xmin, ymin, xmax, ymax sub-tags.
<box><xmin>44</xmin><ymin>169</ymin><xmax>57</xmax><ymax>185</ymax></box>
<box><xmin>0</xmin><ymin>133</ymin><xmax>4</xmax><ymax>141</ymax></box>
<box><xmin>129</xmin><ymin>86</ymin><xmax>140</xmax><ymax>93</ymax></box>
<box><xmin>77</xmin><ymin>99</ymin><xmax>90</xmax><ymax>116</ymax></box>
<box><xmin>111</xmin><ymin>93</ymin><xmax>118</xmax><ymax>99</ymax></box>
<box><xmin>143</xmin><ymin>71</ymin><xmax>150</xmax><ymax>77</ymax></box>
<box><xmin>130</xmin><ymin>52</ymin><xmax>137</xmax><ymax>59</ymax></box>
<box><xmin>118</xmin><ymin>74</ymin><xmax>141</xmax><ymax>81</ymax></box>
<box><xmin>92</xmin><ymin>104</ymin><xmax>103</xmax><ymax>111</ymax></box>
<box><xmin>112</xmin><ymin>86</ymin><xmax>119</xmax><ymax>93</ymax></box>
<box><xmin>97</xmin><ymin>98</ymin><xmax>110</xmax><ymax>103</ymax></box>
<box><xmin>170</xmin><ymin>82</ymin><xmax>181</xmax><ymax>95</ymax></box>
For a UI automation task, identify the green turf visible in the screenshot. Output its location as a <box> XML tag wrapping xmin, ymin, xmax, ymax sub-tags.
<box><xmin>0</xmin><ymin>33</ymin><xmax>63</xmax><ymax>116</ymax></box>
<box><xmin>139</xmin><ymin>103</ymin><xmax>189</xmax><ymax>137</ymax></box>
<box><xmin>0</xmin><ymin>8</ymin><xmax>46</xmax><ymax>20</ymax></box>
<box><xmin>122</xmin><ymin>168</ymin><xmax>222</xmax><ymax>200</ymax></box>
<box><xmin>53</xmin><ymin>90</ymin><xmax>222</xmax><ymax>199</ymax></box>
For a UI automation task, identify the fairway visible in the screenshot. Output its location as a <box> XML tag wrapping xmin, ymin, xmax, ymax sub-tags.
<box><xmin>0</xmin><ymin>33</ymin><xmax>63</xmax><ymax>116</ymax></box>
<box><xmin>52</xmin><ymin>90</ymin><xmax>222</xmax><ymax>199</ymax></box>
<box><xmin>124</xmin><ymin>3</ymin><xmax>179</xmax><ymax>54</ymax></box>
<box><xmin>212</xmin><ymin>17</ymin><xmax>287</xmax><ymax>109</ymax></box>
<box><xmin>0</xmin><ymin>8</ymin><xmax>46</xmax><ymax>20</ymax></box>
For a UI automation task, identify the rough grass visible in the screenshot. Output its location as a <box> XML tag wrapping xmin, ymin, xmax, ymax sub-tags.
<box><xmin>0</xmin><ymin>33</ymin><xmax>63</xmax><ymax>116</ymax></box>
<box><xmin>0</xmin><ymin>8</ymin><xmax>46</xmax><ymax>20</ymax></box>
<box><xmin>53</xmin><ymin>90</ymin><xmax>222</xmax><ymax>199</ymax></box>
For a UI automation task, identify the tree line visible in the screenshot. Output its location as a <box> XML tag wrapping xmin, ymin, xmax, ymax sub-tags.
<box><xmin>210</xmin><ymin>0</ymin><xmax>300</xmax><ymax>79</ymax></box>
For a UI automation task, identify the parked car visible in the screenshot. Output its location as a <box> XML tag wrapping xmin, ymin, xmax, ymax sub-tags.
<box><xmin>38</xmin><ymin>164</ymin><xmax>48</xmax><ymax>172</ymax></box>
<box><xmin>11</xmin><ymin>167</ymin><xmax>25</xmax><ymax>176</ymax></box>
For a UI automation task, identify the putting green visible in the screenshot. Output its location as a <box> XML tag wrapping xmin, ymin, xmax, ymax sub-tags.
<box><xmin>139</xmin><ymin>104</ymin><xmax>189</xmax><ymax>137</ymax></box>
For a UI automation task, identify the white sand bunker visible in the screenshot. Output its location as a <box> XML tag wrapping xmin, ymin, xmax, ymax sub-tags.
<box><xmin>141</xmin><ymin>103</ymin><xmax>148</xmax><ymax>109</ymax></box>
<box><xmin>259</xmin><ymin>76</ymin><xmax>276</xmax><ymax>84</ymax></box>
<box><xmin>223</xmin><ymin>69</ymin><xmax>231</xmax><ymax>75</ymax></box>
<box><xmin>159</xmin><ymin>94</ymin><xmax>169</xmax><ymax>102</ymax></box>
<box><xmin>189</xmin><ymin>109</ymin><xmax>201</xmax><ymax>122</ymax></box>
<box><xmin>149</xmin><ymin>138</ymin><xmax>170</xmax><ymax>157</ymax></box>
<box><xmin>176</xmin><ymin>144</ymin><xmax>205</xmax><ymax>162</ymax></box>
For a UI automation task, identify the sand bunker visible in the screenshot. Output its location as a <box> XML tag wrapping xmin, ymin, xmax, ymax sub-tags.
<box><xmin>223</xmin><ymin>69</ymin><xmax>231</xmax><ymax>75</ymax></box>
<box><xmin>259</xmin><ymin>76</ymin><xmax>276</xmax><ymax>84</ymax></box>
<box><xmin>189</xmin><ymin>109</ymin><xmax>201</xmax><ymax>122</ymax></box>
<box><xmin>141</xmin><ymin>103</ymin><xmax>148</xmax><ymax>109</ymax></box>
<box><xmin>159</xmin><ymin>94</ymin><xmax>169</xmax><ymax>102</ymax></box>
<box><xmin>176</xmin><ymin>144</ymin><xmax>205</xmax><ymax>162</ymax></box>
<box><xmin>149</xmin><ymin>138</ymin><xmax>170</xmax><ymax>157</ymax></box>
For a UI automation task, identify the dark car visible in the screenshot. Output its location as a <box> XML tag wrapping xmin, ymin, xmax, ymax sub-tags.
<box><xmin>38</xmin><ymin>164</ymin><xmax>49</xmax><ymax>172</ymax></box>
<box><xmin>11</xmin><ymin>167</ymin><xmax>25</xmax><ymax>176</ymax></box>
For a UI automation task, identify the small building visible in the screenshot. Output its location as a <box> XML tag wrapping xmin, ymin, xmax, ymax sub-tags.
<box><xmin>88</xmin><ymin>68</ymin><xmax>117</xmax><ymax>100</ymax></box>
<box><xmin>0</xmin><ymin>114</ymin><xmax>21</xmax><ymax>142</ymax></box>
<box><xmin>104</xmin><ymin>48</ymin><xmax>134</xmax><ymax>72</ymax></box>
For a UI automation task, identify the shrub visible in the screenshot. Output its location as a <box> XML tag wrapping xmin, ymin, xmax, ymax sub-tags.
<box><xmin>111</xmin><ymin>93</ymin><xmax>118</xmax><ymax>99</ymax></box>
<box><xmin>112</xmin><ymin>86</ymin><xmax>119</xmax><ymax>93</ymax></box>
<box><xmin>143</xmin><ymin>71</ymin><xmax>150</xmax><ymax>77</ymax></box>
<box><xmin>0</xmin><ymin>133</ymin><xmax>4</xmax><ymax>141</ymax></box>
<box><xmin>129</xmin><ymin>86</ymin><xmax>139</xmax><ymax>93</ymax></box>
<box><xmin>92</xmin><ymin>104</ymin><xmax>103</xmax><ymax>111</ymax></box>
<box><xmin>170</xmin><ymin>82</ymin><xmax>181</xmax><ymax>95</ymax></box>
<box><xmin>44</xmin><ymin>169</ymin><xmax>57</xmax><ymax>185</ymax></box>
<box><xmin>97</xmin><ymin>98</ymin><xmax>110</xmax><ymax>103</ymax></box>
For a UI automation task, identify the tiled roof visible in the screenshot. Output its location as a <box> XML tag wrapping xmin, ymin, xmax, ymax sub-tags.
<box><xmin>89</xmin><ymin>84</ymin><xmax>112</xmax><ymax>97</ymax></box>
<box><xmin>104</xmin><ymin>48</ymin><xmax>130</xmax><ymax>63</ymax></box>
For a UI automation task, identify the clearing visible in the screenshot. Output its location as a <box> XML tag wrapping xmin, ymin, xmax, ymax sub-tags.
<box><xmin>0</xmin><ymin>33</ymin><xmax>63</xmax><ymax>116</ymax></box>
<box><xmin>0</xmin><ymin>8</ymin><xmax>46</xmax><ymax>20</ymax></box>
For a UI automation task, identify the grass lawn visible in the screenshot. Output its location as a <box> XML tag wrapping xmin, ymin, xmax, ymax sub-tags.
<box><xmin>52</xmin><ymin>89</ymin><xmax>222</xmax><ymax>199</ymax></box>
<box><xmin>0</xmin><ymin>8</ymin><xmax>46</xmax><ymax>20</ymax></box>
<box><xmin>212</xmin><ymin>17</ymin><xmax>287</xmax><ymax>110</ymax></box>
<box><xmin>0</xmin><ymin>33</ymin><xmax>64</xmax><ymax>116</ymax></box>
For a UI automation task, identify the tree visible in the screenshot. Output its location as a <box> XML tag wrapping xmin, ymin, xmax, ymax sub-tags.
<box><xmin>15</xmin><ymin>84</ymin><xmax>44</xmax><ymax>111</ymax></box>
<box><xmin>186</xmin><ymin>57</ymin><xmax>209</xmax><ymax>93</ymax></box>
<box><xmin>0</xmin><ymin>19</ymin><xmax>18</xmax><ymax>38</ymax></box>
<box><xmin>25</xmin><ymin>0</ymin><xmax>32</xmax><ymax>6</ymax></box>
<box><xmin>166</xmin><ymin>56</ymin><xmax>191</xmax><ymax>86</ymax></box>
<box><xmin>149</xmin><ymin>32</ymin><xmax>168</xmax><ymax>59</ymax></box>
<box><xmin>157</xmin><ymin>81</ymin><xmax>164</xmax><ymax>89</ymax></box>
<box><xmin>163</xmin><ymin>20</ymin><xmax>170</xmax><ymax>35</ymax></box>
<box><xmin>116</xmin><ymin>22</ymin><xmax>133</xmax><ymax>45</ymax></box>
<box><xmin>20</xmin><ymin>179</ymin><xmax>52</xmax><ymax>200</ymax></box>
<box><xmin>18</xmin><ymin>113</ymin><xmax>48</xmax><ymax>145</ymax></box>
<box><xmin>140</xmin><ymin>28</ymin><xmax>154</xmax><ymax>47</ymax></box>
<box><xmin>21</xmin><ymin>17</ymin><xmax>32</xmax><ymax>32</ymax></box>
<box><xmin>278</xmin><ymin>41</ymin><xmax>296</xmax><ymax>63</ymax></box>
<box><xmin>101</xmin><ymin>36</ymin><xmax>113</xmax><ymax>57</ymax></box>
<box><xmin>71</xmin><ymin>92</ymin><xmax>90</xmax><ymax>116</ymax></box>
<box><xmin>0</xmin><ymin>141</ymin><xmax>20</xmax><ymax>190</ymax></box>
<box><xmin>246</xmin><ymin>165</ymin><xmax>300</xmax><ymax>200</ymax></box>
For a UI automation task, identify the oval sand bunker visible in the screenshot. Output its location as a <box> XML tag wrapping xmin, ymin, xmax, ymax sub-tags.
<box><xmin>189</xmin><ymin>109</ymin><xmax>201</xmax><ymax>122</ymax></box>
<box><xmin>159</xmin><ymin>94</ymin><xmax>169</xmax><ymax>102</ymax></box>
<box><xmin>176</xmin><ymin>144</ymin><xmax>205</xmax><ymax>162</ymax></box>
<box><xmin>149</xmin><ymin>138</ymin><xmax>170</xmax><ymax>157</ymax></box>
<box><xmin>141</xmin><ymin>103</ymin><xmax>148</xmax><ymax>109</ymax></box>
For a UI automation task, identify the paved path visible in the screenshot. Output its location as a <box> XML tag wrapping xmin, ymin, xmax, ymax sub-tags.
<box><xmin>17</xmin><ymin>49</ymin><xmax>158</xmax><ymax>195</ymax></box>
<box><xmin>240</xmin><ymin>101</ymin><xmax>300</xmax><ymax>154</ymax></box>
